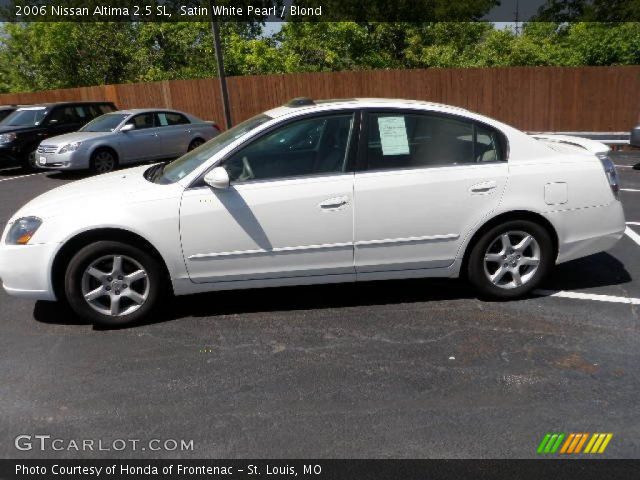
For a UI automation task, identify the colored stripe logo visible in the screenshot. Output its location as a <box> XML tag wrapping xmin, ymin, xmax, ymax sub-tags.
<box><xmin>537</xmin><ymin>433</ymin><xmax>613</xmax><ymax>454</ymax></box>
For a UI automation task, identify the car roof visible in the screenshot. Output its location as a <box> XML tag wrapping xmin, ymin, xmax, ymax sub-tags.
<box><xmin>16</xmin><ymin>101</ymin><xmax>114</xmax><ymax>109</ymax></box>
<box><xmin>111</xmin><ymin>108</ymin><xmax>188</xmax><ymax>115</ymax></box>
<box><xmin>265</xmin><ymin>98</ymin><xmax>471</xmax><ymax>118</ymax></box>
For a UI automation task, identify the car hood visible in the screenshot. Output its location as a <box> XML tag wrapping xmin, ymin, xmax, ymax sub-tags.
<box><xmin>11</xmin><ymin>165</ymin><xmax>162</xmax><ymax>221</ymax></box>
<box><xmin>41</xmin><ymin>131</ymin><xmax>113</xmax><ymax>145</ymax></box>
<box><xmin>0</xmin><ymin>124</ymin><xmax>40</xmax><ymax>134</ymax></box>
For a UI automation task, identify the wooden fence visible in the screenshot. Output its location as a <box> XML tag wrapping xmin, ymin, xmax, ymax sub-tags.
<box><xmin>0</xmin><ymin>66</ymin><xmax>639</xmax><ymax>132</ymax></box>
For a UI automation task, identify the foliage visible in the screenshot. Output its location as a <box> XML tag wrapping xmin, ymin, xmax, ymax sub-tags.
<box><xmin>1</xmin><ymin>20</ymin><xmax>639</xmax><ymax>94</ymax></box>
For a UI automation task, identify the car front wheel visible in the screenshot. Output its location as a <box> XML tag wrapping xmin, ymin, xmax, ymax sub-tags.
<box><xmin>64</xmin><ymin>241</ymin><xmax>164</xmax><ymax>326</ymax></box>
<box><xmin>90</xmin><ymin>149</ymin><xmax>118</xmax><ymax>174</ymax></box>
<box><xmin>467</xmin><ymin>220</ymin><xmax>554</xmax><ymax>299</ymax></box>
<box><xmin>188</xmin><ymin>138</ymin><xmax>205</xmax><ymax>151</ymax></box>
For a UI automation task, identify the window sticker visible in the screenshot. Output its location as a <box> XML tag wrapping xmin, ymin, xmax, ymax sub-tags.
<box><xmin>378</xmin><ymin>116</ymin><xmax>410</xmax><ymax>155</ymax></box>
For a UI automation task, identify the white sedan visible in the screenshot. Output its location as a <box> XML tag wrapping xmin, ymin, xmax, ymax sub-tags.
<box><xmin>0</xmin><ymin>98</ymin><xmax>626</xmax><ymax>326</ymax></box>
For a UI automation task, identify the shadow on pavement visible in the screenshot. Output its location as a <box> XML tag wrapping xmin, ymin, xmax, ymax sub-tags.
<box><xmin>34</xmin><ymin>277</ymin><xmax>476</xmax><ymax>329</ymax></box>
<box><xmin>33</xmin><ymin>300</ymin><xmax>89</xmax><ymax>326</ymax></box>
<box><xmin>44</xmin><ymin>171</ymin><xmax>96</xmax><ymax>181</ymax></box>
<box><xmin>540</xmin><ymin>252</ymin><xmax>632</xmax><ymax>291</ymax></box>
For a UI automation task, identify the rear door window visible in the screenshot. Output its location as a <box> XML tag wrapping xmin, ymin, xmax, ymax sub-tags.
<box><xmin>365</xmin><ymin>111</ymin><xmax>505</xmax><ymax>171</ymax></box>
<box><xmin>156</xmin><ymin>112</ymin><xmax>190</xmax><ymax>126</ymax></box>
<box><xmin>47</xmin><ymin>106</ymin><xmax>80</xmax><ymax>126</ymax></box>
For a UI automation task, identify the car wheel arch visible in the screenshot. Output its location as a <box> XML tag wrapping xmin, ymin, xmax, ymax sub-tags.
<box><xmin>90</xmin><ymin>145</ymin><xmax>120</xmax><ymax>163</ymax></box>
<box><xmin>51</xmin><ymin>228</ymin><xmax>172</xmax><ymax>302</ymax></box>
<box><xmin>459</xmin><ymin>210</ymin><xmax>559</xmax><ymax>279</ymax></box>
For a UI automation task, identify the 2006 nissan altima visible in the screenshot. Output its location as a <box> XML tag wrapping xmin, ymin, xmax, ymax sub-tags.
<box><xmin>0</xmin><ymin>98</ymin><xmax>625</xmax><ymax>326</ymax></box>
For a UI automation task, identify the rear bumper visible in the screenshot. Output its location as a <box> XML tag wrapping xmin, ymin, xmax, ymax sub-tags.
<box><xmin>631</xmin><ymin>126</ymin><xmax>640</xmax><ymax>148</ymax></box>
<box><xmin>549</xmin><ymin>200</ymin><xmax>626</xmax><ymax>264</ymax></box>
<box><xmin>0</xmin><ymin>242</ymin><xmax>60</xmax><ymax>301</ymax></box>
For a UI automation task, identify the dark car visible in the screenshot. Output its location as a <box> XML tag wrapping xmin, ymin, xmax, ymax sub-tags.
<box><xmin>0</xmin><ymin>101</ymin><xmax>117</xmax><ymax>169</ymax></box>
<box><xmin>631</xmin><ymin>122</ymin><xmax>640</xmax><ymax>148</ymax></box>
<box><xmin>0</xmin><ymin>105</ymin><xmax>19</xmax><ymax>123</ymax></box>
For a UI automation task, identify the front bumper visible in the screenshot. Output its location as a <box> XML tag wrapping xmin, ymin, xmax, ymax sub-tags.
<box><xmin>35</xmin><ymin>148</ymin><xmax>89</xmax><ymax>170</ymax></box>
<box><xmin>0</xmin><ymin>242</ymin><xmax>60</xmax><ymax>301</ymax></box>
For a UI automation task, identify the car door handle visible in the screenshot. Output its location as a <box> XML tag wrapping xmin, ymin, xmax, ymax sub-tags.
<box><xmin>470</xmin><ymin>181</ymin><xmax>498</xmax><ymax>194</ymax></box>
<box><xmin>319</xmin><ymin>196</ymin><xmax>350</xmax><ymax>210</ymax></box>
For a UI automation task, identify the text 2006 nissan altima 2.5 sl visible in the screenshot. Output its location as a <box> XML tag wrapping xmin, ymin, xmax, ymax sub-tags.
<box><xmin>0</xmin><ymin>98</ymin><xmax>625</xmax><ymax>326</ymax></box>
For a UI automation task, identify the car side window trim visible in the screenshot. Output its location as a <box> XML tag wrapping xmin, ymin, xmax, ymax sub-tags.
<box><xmin>188</xmin><ymin>109</ymin><xmax>363</xmax><ymax>189</ymax></box>
<box><xmin>359</xmin><ymin>108</ymin><xmax>509</xmax><ymax>173</ymax></box>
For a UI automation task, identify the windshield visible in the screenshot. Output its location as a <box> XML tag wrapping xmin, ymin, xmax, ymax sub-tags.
<box><xmin>2</xmin><ymin>108</ymin><xmax>47</xmax><ymax>126</ymax></box>
<box><xmin>81</xmin><ymin>113</ymin><xmax>129</xmax><ymax>132</ymax></box>
<box><xmin>152</xmin><ymin>114</ymin><xmax>272</xmax><ymax>184</ymax></box>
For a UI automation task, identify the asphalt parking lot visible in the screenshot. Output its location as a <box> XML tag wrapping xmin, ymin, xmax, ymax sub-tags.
<box><xmin>1</xmin><ymin>153</ymin><xmax>639</xmax><ymax>459</ymax></box>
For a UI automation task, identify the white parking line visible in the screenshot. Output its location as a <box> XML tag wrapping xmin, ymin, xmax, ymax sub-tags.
<box><xmin>0</xmin><ymin>172</ymin><xmax>47</xmax><ymax>183</ymax></box>
<box><xmin>621</xmin><ymin>188</ymin><xmax>640</xmax><ymax>192</ymax></box>
<box><xmin>532</xmin><ymin>223</ymin><xmax>640</xmax><ymax>305</ymax></box>
<box><xmin>615</xmin><ymin>164</ymin><xmax>635</xmax><ymax>168</ymax></box>
<box><xmin>624</xmin><ymin>226</ymin><xmax>640</xmax><ymax>247</ymax></box>
<box><xmin>534</xmin><ymin>289</ymin><xmax>640</xmax><ymax>305</ymax></box>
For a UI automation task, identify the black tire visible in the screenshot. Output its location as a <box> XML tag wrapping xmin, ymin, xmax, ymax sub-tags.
<box><xmin>64</xmin><ymin>241</ymin><xmax>165</xmax><ymax>326</ymax></box>
<box><xmin>188</xmin><ymin>138</ymin><xmax>205</xmax><ymax>151</ymax></box>
<box><xmin>90</xmin><ymin>148</ymin><xmax>118</xmax><ymax>174</ymax></box>
<box><xmin>467</xmin><ymin>220</ymin><xmax>554</xmax><ymax>299</ymax></box>
<box><xmin>22</xmin><ymin>150</ymin><xmax>36</xmax><ymax>172</ymax></box>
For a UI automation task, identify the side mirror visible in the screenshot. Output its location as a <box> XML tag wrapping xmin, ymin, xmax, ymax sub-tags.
<box><xmin>120</xmin><ymin>123</ymin><xmax>134</xmax><ymax>132</ymax></box>
<box><xmin>203</xmin><ymin>166</ymin><xmax>230</xmax><ymax>190</ymax></box>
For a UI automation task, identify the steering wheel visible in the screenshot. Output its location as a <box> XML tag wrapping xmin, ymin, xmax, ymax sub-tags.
<box><xmin>239</xmin><ymin>156</ymin><xmax>254</xmax><ymax>181</ymax></box>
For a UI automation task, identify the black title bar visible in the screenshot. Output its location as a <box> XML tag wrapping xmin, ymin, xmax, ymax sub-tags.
<box><xmin>1</xmin><ymin>0</ymin><xmax>640</xmax><ymax>22</ymax></box>
<box><xmin>2</xmin><ymin>460</ymin><xmax>640</xmax><ymax>480</ymax></box>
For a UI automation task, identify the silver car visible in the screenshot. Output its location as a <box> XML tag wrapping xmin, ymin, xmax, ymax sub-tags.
<box><xmin>35</xmin><ymin>109</ymin><xmax>220</xmax><ymax>174</ymax></box>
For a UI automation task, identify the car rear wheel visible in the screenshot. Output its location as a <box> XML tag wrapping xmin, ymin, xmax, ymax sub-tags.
<box><xmin>467</xmin><ymin>220</ymin><xmax>554</xmax><ymax>299</ymax></box>
<box><xmin>90</xmin><ymin>149</ymin><xmax>118</xmax><ymax>174</ymax></box>
<box><xmin>64</xmin><ymin>241</ymin><xmax>164</xmax><ymax>326</ymax></box>
<box><xmin>188</xmin><ymin>138</ymin><xmax>205</xmax><ymax>151</ymax></box>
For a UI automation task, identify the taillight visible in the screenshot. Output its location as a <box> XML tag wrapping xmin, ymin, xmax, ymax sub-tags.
<box><xmin>598</xmin><ymin>154</ymin><xmax>620</xmax><ymax>200</ymax></box>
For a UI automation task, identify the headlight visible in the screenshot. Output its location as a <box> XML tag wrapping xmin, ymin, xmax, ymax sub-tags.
<box><xmin>5</xmin><ymin>217</ymin><xmax>42</xmax><ymax>245</ymax></box>
<box><xmin>0</xmin><ymin>132</ymin><xmax>17</xmax><ymax>144</ymax></box>
<box><xmin>58</xmin><ymin>142</ymin><xmax>82</xmax><ymax>154</ymax></box>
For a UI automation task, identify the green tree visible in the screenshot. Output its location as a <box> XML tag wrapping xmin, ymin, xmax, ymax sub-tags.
<box><xmin>0</xmin><ymin>22</ymin><xmax>140</xmax><ymax>92</ymax></box>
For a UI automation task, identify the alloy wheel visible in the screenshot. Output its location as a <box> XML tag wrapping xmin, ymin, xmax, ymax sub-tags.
<box><xmin>81</xmin><ymin>254</ymin><xmax>149</xmax><ymax>316</ymax></box>
<box><xmin>93</xmin><ymin>151</ymin><xmax>115</xmax><ymax>173</ymax></box>
<box><xmin>483</xmin><ymin>230</ymin><xmax>541</xmax><ymax>289</ymax></box>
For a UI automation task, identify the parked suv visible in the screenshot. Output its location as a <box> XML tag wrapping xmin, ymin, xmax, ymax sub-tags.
<box><xmin>0</xmin><ymin>101</ymin><xmax>116</xmax><ymax>169</ymax></box>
